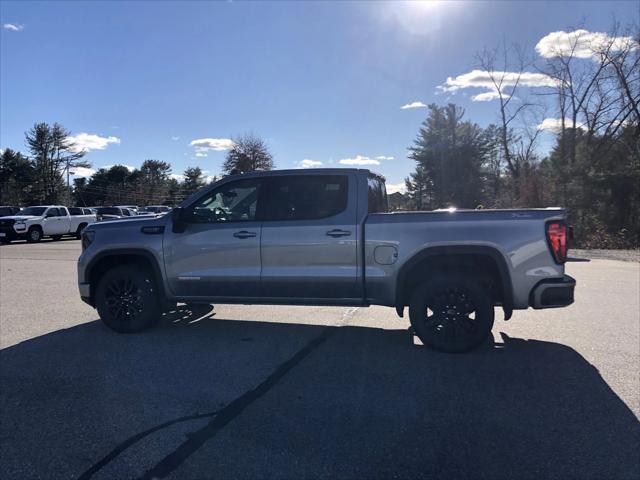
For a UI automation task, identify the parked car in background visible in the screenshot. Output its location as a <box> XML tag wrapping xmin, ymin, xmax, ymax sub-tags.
<box><xmin>115</xmin><ymin>205</ymin><xmax>140</xmax><ymax>214</ymax></box>
<box><xmin>69</xmin><ymin>207</ymin><xmax>97</xmax><ymax>217</ymax></box>
<box><xmin>0</xmin><ymin>206</ymin><xmax>21</xmax><ymax>217</ymax></box>
<box><xmin>0</xmin><ymin>205</ymin><xmax>96</xmax><ymax>243</ymax></box>
<box><xmin>141</xmin><ymin>205</ymin><xmax>171</xmax><ymax>214</ymax></box>
<box><xmin>95</xmin><ymin>206</ymin><xmax>137</xmax><ymax>222</ymax></box>
<box><xmin>78</xmin><ymin>168</ymin><xmax>575</xmax><ymax>353</ymax></box>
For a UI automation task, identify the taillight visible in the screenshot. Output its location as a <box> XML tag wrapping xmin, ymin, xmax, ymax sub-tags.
<box><xmin>546</xmin><ymin>221</ymin><xmax>568</xmax><ymax>264</ymax></box>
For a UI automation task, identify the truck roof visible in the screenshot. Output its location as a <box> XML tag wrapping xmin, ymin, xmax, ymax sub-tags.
<box><xmin>226</xmin><ymin>168</ymin><xmax>386</xmax><ymax>180</ymax></box>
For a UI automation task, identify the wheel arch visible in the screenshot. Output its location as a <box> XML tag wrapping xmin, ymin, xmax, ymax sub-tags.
<box><xmin>395</xmin><ymin>245</ymin><xmax>513</xmax><ymax>319</ymax></box>
<box><xmin>85</xmin><ymin>249</ymin><xmax>166</xmax><ymax>305</ymax></box>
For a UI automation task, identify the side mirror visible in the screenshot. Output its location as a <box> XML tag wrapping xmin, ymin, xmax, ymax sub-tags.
<box><xmin>171</xmin><ymin>207</ymin><xmax>187</xmax><ymax>233</ymax></box>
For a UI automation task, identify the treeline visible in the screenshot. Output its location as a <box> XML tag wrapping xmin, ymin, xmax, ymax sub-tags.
<box><xmin>0</xmin><ymin>127</ymin><xmax>273</xmax><ymax>207</ymax></box>
<box><xmin>404</xmin><ymin>24</ymin><xmax>639</xmax><ymax>249</ymax></box>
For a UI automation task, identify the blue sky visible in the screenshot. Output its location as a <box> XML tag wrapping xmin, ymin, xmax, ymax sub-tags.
<box><xmin>1</xmin><ymin>0</ymin><xmax>638</xmax><ymax>191</ymax></box>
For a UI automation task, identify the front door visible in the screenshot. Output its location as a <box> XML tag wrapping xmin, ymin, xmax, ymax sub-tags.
<box><xmin>42</xmin><ymin>208</ymin><xmax>64</xmax><ymax>235</ymax></box>
<box><xmin>164</xmin><ymin>178</ymin><xmax>263</xmax><ymax>298</ymax></box>
<box><xmin>259</xmin><ymin>173</ymin><xmax>360</xmax><ymax>300</ymax></box>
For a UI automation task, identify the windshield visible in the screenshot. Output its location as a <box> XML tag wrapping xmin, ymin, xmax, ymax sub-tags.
<box><xmin>19</xmin><ymin>207</ymin><xmax>47</xmax><ymax>216</ymax></box>
<box><xmin>96</xmin><ymin>207</ymin><xmax>121</xmax><ymax>215</ymax></box>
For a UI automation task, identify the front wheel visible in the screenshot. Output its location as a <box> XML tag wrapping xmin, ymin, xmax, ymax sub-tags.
<box><xmin>95</xmin><ymin>265</ymin><xmax>161</xmax><ymax>333</ymax></box>
<box><xmin>26</xmin><ymin>227</ymin><xmax>42</xmax><ymax>243</ymax></box>
<box><xmin>409</xmin><ymin>274</ymin><xmax>494</xmax><ymax>353</ymax></box>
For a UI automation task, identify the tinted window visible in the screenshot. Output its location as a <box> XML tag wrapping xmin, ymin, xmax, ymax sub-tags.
<box><xmin>96</xmin><ymin>207</ymin><xmax>121</xmax><ymax>215</ymax></box>
<box><xmin>188</xmin><ymin>179</ymin><xmax>260</xmax><ymax>223</ymax></box>
<box><xmin>263</xmin><ymin>175</ymin><xmax>348</xmax><ymax>221</ymax></box>
<box><xmin>367</xmin><ymin>175</ymin><xmax>388</xmax><ymax>213</ymax></box>
<box><xmin>20</xmin><ymin>207</ymin><xmax>47</xmax><ymax>216</ymax></box>
<box><xmin>46</xmin><ymin>208</ymin><xmax>60</xmax><ymax>217</ymax></box>
<box><xmin>0</xmin><ymin>207</ymin><xmax>14</xmax><ymax>216</ymax></box>
<box><xmin>69</xmin><ymin>207</ymin><xmax>82</xmax><ymax>215</ymax></box>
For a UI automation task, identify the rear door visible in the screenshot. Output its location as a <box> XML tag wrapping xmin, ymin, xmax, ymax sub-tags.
<box><xmin>57</xmin><ymin>207</ymin><xmax>71</xmax><ymax>233</ymax></box>
<box><xmin>259</xmin><ymin>172</ymin><xmax>360</xmax><ymax>300</ymax></box>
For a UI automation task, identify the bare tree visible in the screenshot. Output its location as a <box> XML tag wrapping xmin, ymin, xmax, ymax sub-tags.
<box><xmin>223</xmin><ymin>133</ymin><xmax>274</xmax><ymax>174</ymax></box>
<box><xmin>476</xmin><ymin>43</ymin><xmax>538</xmax><ymax>199</ymax></box>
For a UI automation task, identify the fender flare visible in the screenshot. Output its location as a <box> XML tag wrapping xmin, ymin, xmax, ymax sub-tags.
<box><xmin>85</xmin><ymin>248</ymin><xmax>166</xmax><ymax>300</ymax></box>
<box><xmin>394</xmin><ymin>245</ymin><xmax>513</xmax><ymax>319</ymax></box>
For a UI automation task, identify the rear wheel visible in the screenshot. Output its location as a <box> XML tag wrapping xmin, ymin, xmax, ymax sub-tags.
<box><xmin>95</xmin><ymin>265</ymin><xmax>161</xmax><ymax>333</ymax></box>
<box><xmin>409</xmin><ymin>274</ymin><xmax>494</xmax><ymax>353</ymax></box>
<box><xmin>26</xmin><ymin>227</ymin><xmax>42</xmax><ymax>243</ymax></box>
<box><xmin>75</xmin><ymin>223</ymin><xmax>87</xmax><ymax>239</ymax></box>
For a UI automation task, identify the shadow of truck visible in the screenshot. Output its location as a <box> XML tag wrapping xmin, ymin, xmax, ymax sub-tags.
<box><xmin>1</xmin><ymin>308</ymin><xmax>639</xmax><ymax>479</ymax></box>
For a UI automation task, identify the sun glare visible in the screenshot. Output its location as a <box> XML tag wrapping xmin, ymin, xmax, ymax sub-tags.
<box><xmin>411</xmin><ymin>0</ymin><xmax>442</xmax><ymax>11</ymax></box>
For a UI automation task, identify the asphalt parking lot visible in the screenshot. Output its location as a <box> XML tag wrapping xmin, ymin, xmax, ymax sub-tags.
<box><xmin>1</xmin><ymin>239</ymin><xmax>639</xmax><ymax>479</ymax></box>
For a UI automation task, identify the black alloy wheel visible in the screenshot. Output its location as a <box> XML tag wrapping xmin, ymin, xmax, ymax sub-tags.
<box><xmin>409</xmin><ymin>274</ymin><xmax>494</xmax><ymax>353</ymax></box>
<box><xmin>96</xmin><ymin>266</ymin><xmax>160</xmax><ymax>333</ymax></box>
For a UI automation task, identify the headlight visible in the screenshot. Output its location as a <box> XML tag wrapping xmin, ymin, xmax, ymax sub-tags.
<box><xmin>14</xmin><ymin>221</ymin><xmax>26</xmax><ymax>229</ymax></box>
<box><xmin>81</xmin><ymin>230</ymin><xmax>95</xmax><ymax>251</ymax></box>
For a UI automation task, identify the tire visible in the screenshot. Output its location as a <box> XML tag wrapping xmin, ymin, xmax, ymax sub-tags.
<box><xmin>75</xmin><ymin>223</ymin><xmax>87</xmax><ymax>239</ymax></box>
<box><xmin>51</xmin><ymin>235</ymin><xmax>63</xmax><ymax>241</ymax></box>
<box><xmin>409</xmin><ymin>274</ymin><xmax>494</xmax><ymax>353</ymax></box>
<box><xmin>95</xmin><ymin>265</ymin><xmax>161</xmax><ymax>333</ymax></box>
<box><xmin>26</xmin><ymin>227</ymin><xmax>42</xmax><ymax>243</ymax></box>
<box><xmin>0</xmin><ymin>238</ymin><xmax>11</xmax><ymax>244</ymax></box>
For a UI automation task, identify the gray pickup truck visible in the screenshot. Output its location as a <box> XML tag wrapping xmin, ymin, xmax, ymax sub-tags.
<box><xmin>77</xmin><ymin>168</ymin><xmax>575</xmax><ymax>352</ymax></box>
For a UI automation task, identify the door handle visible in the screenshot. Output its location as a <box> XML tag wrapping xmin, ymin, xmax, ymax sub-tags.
<box><xmin>326</xmin><ymin>229</ymin><xmax>351</xmax><ymax>238</ymax></box>
<box><xmin>233</xmin><ymin>230</ymin><xmax>257</xmax><ymax>239</ymax></box>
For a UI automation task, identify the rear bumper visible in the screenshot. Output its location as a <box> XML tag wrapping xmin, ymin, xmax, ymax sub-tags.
<box><xmin>530</xmin><ymin>274</ymin><xmax>576</xmax><ymax>309</ymax></box>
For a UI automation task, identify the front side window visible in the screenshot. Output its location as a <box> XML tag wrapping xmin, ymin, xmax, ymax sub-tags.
<box><xmin>263</xmin><ymin>175</ymin><xmax>348</xmax><ymax>221</ymax></box>
<box><xmin>46</xmin><ymin>208</ymin><xmax>60</xmax><ymax>217</ymax></box>
<box><xmin>187</xmin><ymin>179</ymin><xmax>261</xmax><ymax>223</ymax></box>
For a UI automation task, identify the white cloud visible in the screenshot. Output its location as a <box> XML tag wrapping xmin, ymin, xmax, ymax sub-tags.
<box><xmin>537</xmin><ymin>118</ymin><xmax>586</xmax><ymax>133</ymax></box>
<box><xmin>169</xmin><ymin>173</ymin><xmax>185</xmax><ymax>181</ymax></box>
<box><xmin>401</xmin><ymin>101</ymin><xmax>427</xmax><ymax>110</ymax></box>
<box><xmin>189</xmin><ymin>138</ymin><xmax>234</xmax><ymax>157</ymax></box>
<box><xmin>70</xmin><ymin>167</ymin><xmax>95</xmax><ymax>178</ymax></box>
<box><xmin>297</xmin><ymin>159</ymin><xmax>323</xmax><ymax>168</ymax></box>
<box><xmin>171</xmin><ymin>136</ymin><xmax>180</xmax><ymax>141</ymax></box>
<box><xmin>438</xmin><ymin>69</ymin><xmax>558</xmax><ymax>101</ymax></box>
<box><xmin>3</xmin><ymin>23</ymin><xmax>24</xmax><ymax>32</ymax></box>
<box><xmin>471</xmin><ymin>91</ymin><xmax>507</xmax><ymax>102</ymax></box>
<box><xmin>536</xmin><ymin>29</ymin><xmax>639</xmax><ymax>59</ymax></box>
<box><xmin>339</xmin><ymin>155</ymin><xmax>380</xmax><ymax>166</ymax></box>
<box><xmin>386</xmin><ymin>182</ymin><xmax>407</xmax><ymax>195</ymax></box>
<box><xmin>375</xmin><ymin>155</ymin><xmax>394</xmax><ymax>161</ymax></box>
<box><xmin>68</xmin><ymin>133</ymin><xmax>121</xmax><ymax>153</ymax></box>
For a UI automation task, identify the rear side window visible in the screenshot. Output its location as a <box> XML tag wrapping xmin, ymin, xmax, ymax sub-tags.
<box><xmin>367</xmin><ymin>175</ymin><xmax>388</xmax><ymax>213</ymax></box>
<box><xmin>263</xmin><ymin>175</ymin><xmax>348</xmax><ymax>221</ymax></box>
<box><xmin>68</xmin><ymin>207</ymin><xmax>82</xmax><ymax>215</ymax></box>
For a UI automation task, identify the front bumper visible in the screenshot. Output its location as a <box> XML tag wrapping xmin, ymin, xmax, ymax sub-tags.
<box><xmin>78</xmin><ymin>283</ymin><xmax>92</xmax><ymax>306</ymax></box>
<box><xmin>0</xmin><ymin>228</ymin><xmax>23</xmax><ymax>240</ymax></box>
<box><xmin>530</xmin><ymin>274</ymin><xmax>576</xmax><ymax>309</ymax></box>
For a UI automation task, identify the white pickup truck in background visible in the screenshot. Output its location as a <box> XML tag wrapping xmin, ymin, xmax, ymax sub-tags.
<box><xmin>0</xmin><ymin>205</ymin><xmax>96</xmax><ymax>243</ymax></box>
